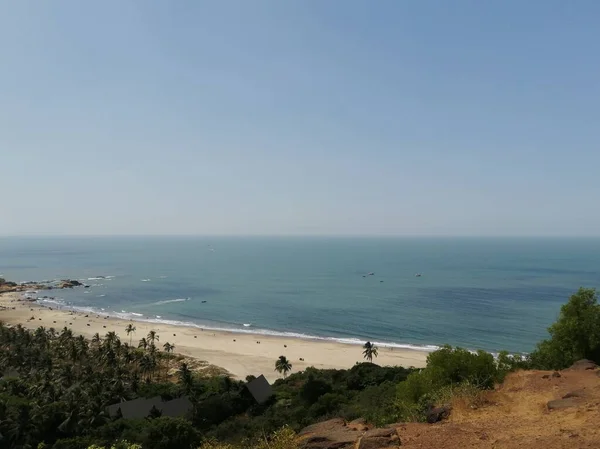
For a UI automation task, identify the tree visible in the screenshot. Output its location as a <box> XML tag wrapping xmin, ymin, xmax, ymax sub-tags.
<box><xmin>177</xmin><ymin>363</ymin><xmax>194</xmax><ymax>393</ymax></box>
<box><xmin>125</xmin><ymin>324</ymin><xmax>136</xmax><ymax>346</ymax></box>
<box><xmin>163</xmin><ymin>342</ymin><xmax>175</xmax><ymax>380</ymax></box>
<box><xmin>140</xmin><ymin>417</ymin><xmax>200</xmax><ymax>449</ymax></box>
<box><xmin>147</xmin><ymin>330</ymin><xmax>159</xmax><ymax>346</ymax></box>
<box><xmin>138</xmin><ymin>338</ymin><xmax>148</xmax><ymax>350</ymax></box>
<box><xmin>274</xmin><ymin>356</ymin><xmax>292</xmax><ymax>378</ymax></box>
<box><xmin>530</xmin><ymin>287</ymin><xmax>600</xmax><ymax>369</ymax></box>
<box><xmin>362</xmin><ymin>341</ymin><xmax>378</xmax><ymax>362</ymax></box>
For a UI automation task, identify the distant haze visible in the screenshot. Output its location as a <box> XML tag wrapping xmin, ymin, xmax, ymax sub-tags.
<box><xmin>1</xmin><ymin>1</ymin><xmax>599</xmax><ymax>236</ymax></box>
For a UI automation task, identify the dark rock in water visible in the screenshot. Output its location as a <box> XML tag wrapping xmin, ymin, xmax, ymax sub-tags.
<box><xmin>201</xmin><ymin>300</ymin><xmax>207</xmax><ymax>303</ymax></box>
<box><xmin>568</xmin><ymin>359</ymin><xmax>597</xmax><ymax>371</ymax></box>
<box><xmin>427</xmin><ymin>406</ymin><xmax>451</xmax><ymax>423</ymax></box>
<box><xmin>84</xmin><ymin>285</ymin><xmax>90</xmax><ymax>288</ymax></box>
<box><xmin>58</xmin><ymin>279</ymin><xmax>83</xmax><ymax>289</ymax></box>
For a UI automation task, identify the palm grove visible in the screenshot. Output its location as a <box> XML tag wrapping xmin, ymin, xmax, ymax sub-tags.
<box><xmin>1</xmin><ymin>287</ymin><xmax>600</xmax><ymax>449</ymax></box>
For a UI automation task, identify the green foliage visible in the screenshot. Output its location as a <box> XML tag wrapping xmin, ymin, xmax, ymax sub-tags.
<box><xmin>274</xmin><ymin>356</ymin><xmax>292</xmax><ymax>378</ymax></box>
<box><xmin>426</xmin><ymin>345</ymin><xmax>498</xmax><ymax>388</ymax></box>
<box><xmin>344</xmin><ymin>381</ymin><xmax>399</xmax><ymax>426</ymax></box>
<box><xmin>253</xmin><ymin>425</ymin><xmax>298</xmax><ymax>449</ymax></box>
<box><xmin>395</xmin><ymin>345</ymin><xmax>506</xmax><ymax>422</ymax></box>
<box><xmin>529</xmin><ymin>288</ymin><xmax>600</xmax><ymax>369</ymax></box>
<box><xmin>299</xmin><ymin>375</ymin><xmax>332</xmax><ymax>405</ymax></box>
<box><xmin>362</xmin><ymin>342</ymin><xmax>378</xmax><ymax>362</ymax></box>
<box><xmin>345</xmin><ymin>363</ymin><xmax>411</xmax><ymax>390</ymax></box>
<box><xmin>88</xmin><ymin>441</ymin><xmax>142</xmax><ymax>449</ymax></box>
<box><xmin>198</xmin><ymin>426</ymin><xmax>297</xmax><ymax>449</ymax></box>
<box><xmin>2</xmin><ymin>287</ymin><xmax>598</xmax><ymax>448</ymax></box>
<box><xmin>138</xmin><ymin>417</ymin><xmax>200</xmax><ymax>449</ymax></box>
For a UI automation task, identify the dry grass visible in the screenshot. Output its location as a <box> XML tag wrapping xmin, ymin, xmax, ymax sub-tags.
<box><xmin>399</xmin><ymin>368</ymin><xmax>600</xmax><ymax>448</ymax></box>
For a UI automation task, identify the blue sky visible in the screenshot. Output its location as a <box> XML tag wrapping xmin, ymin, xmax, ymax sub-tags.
<box><xmin>1</xmin><ymin>1</ymin><xmax>599</xmax><ymax>236</ymax></box>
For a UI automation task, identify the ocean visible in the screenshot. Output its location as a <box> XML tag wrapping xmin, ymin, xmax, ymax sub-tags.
<box><xmin>1</xmin><ymin>236</ymin><xmax>599</xmax><ymax>354</ymax></box>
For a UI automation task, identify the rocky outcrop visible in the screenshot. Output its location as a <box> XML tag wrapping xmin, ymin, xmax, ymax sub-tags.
<box><xmin>58</xmin><ymin>279</ymin><xmax>83</xmax><ymax>288</ymax></box>
<box><xmin>547</xmin><ymin>398</ymin><xmax>579</xmax><ymax>410</ymax></box>
<box><xmin>568</xmin><ymin>359</ymin><xmax>597</xmax><ymax>370</ymax></box>
<box><xmin>298</xmin><ymin>418</ymin><xmax>401</xmax><ymax>449</ymax></box>
<box><xmin>357</xmin><ymin>428</ymin><xmax>401</xmax><ymax>448</ymax></box>
<box><xmin>426</xmin><ymin>406</ymin><xmax>451</xmax><ymax>423</ymax></box>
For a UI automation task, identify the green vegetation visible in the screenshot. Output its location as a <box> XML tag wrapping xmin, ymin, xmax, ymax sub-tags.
<box><xmin>529</xmin><ymin>287</ymin><xmax>600</xmax><ymax>369</ymax></box>
<box><xmin>0</xmin><ymin>321</ymin><xmax>413</xmax><ymax>449</ymax></box>
<box><xmin>274</xmin><ymin>356</ymin><xmax>292</xmax><ymax>378</ymax></box>
<box><xmin>0</xmin><ymin>287</ymin><xmax>597</xmax><ymax>448</ymax></box>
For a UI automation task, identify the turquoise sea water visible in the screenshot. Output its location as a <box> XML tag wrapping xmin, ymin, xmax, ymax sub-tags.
<box><xmin>1</xmin><ymin>237</ymin><xmax>599</xmax><ymax>354</ymax></box>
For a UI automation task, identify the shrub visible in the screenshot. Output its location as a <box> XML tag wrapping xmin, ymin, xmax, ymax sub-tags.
<box><xmin>253</xmin><ymin>426</ymin><xmax>298</xmax><ymax>449</ymax></box>
<box><xmin>300</xmin><ymin>375</ymin><xmax>333</xmax><ymax>405</ymax></box>
<box><xmin>426</xmin><ymin>346</ymin><xmax>498</xmax><ymax>389</ymax></box>
<box><xmin>529</xmin><ymin>288</ymin><xmax>600</xmax><ymax>369</ymax></box>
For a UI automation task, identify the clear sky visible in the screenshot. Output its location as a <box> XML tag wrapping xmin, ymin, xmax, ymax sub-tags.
<box><xmin>1</xmin><ymin>1</ymin><xmax>599</xmax><ymax>236</ymax></box>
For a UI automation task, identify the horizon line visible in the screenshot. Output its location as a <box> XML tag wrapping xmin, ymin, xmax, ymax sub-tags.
<box><xmin>1</xmin><ymin>234</ymin><xmax>599</xmax><ymax>239</ymax></box>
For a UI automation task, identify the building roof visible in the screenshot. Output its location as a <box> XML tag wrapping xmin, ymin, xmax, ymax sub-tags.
<box><xmin>246</xmin><ymin>374</ymin><xmax>273</xmax><ymax>404</ymax></box>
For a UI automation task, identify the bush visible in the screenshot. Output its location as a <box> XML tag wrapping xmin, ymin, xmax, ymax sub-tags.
<box><xmin>300</xmin><ymin>375</ymin><xmax>333</xmax><ymax>405</ymax></box>
<box><xmin>87</xmin><ymin>441</ymin><xmax>142</xmax><ymax>449</ymax></box>
<box><xmin>394</xmin><ymin>345</ymin><xmax>503</xmax><ymax>422</ymax></box>
<box><xmin>426</xmin><ymin>346</ymin><xmax>498</xmax><ymax>389</ymax></box>
<box><xmin>529</xmin><ymin>288</ymin><xmax>600</xmax><ymax>369</ymax></box>
<box><xmin>52</xmin><ymin>437</ymin><xmax>97</xmax><ymax>449</ymax></box>
<box><xmin>253</xmin><ymin>426</ymin><xmax>298</xmax><ymax>449</ymax></box>
<box><xmin>138</xmin><ymin>417</ymin><xmax>200</xmax><ymax>449</ymax></box>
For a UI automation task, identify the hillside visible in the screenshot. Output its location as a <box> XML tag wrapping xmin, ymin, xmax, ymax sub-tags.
<box><xmin>299</xmin><ymin>361</ymin><xmax>600</xmax><ymax>448</ymax></box>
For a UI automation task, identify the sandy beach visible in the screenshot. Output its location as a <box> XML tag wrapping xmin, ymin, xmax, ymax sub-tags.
<box><xmin>0</xmin><ymin>292</ymin><xmax>427</xmax><ymax>382</ymax></box>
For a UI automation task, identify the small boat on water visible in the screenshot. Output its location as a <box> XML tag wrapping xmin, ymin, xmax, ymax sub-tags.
<box><xmin>368</xmin><ymin>272</ymin><xmax>375</xmax><ymax>276</ymax></box>
<box><xmin>415</xmin><ymin>273</ymin><xmax>422</xmax><ymax>277</ymax></box>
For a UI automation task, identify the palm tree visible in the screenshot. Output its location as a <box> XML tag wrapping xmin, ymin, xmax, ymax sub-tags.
<box><xmin>177</xmin><ymin>362</ymin><xmax>194</xmax><ymax>393</ymax></box>
<box><xmin>138</xmin><ymin>337</ymin><xmax>148</xmax><ymax>350</ymax></box>
<box><xmin>104</xmin><ymin>331</ymin><xmax>119</xmax><ymax>349</ymax></box>
<box><xmin>163</xmin><ymin>342</ymin><xmax>175</xmax><ymax>380</ymax></box>
<box><xmin>362</xmin><ymin>341</ymin><xmax>378</xmax><ymax>362</ymax></box>
<box><xmin>125</xmin><ymin>324</ymin><xmax>136</xmax><ymax>346</ymax></box>
<box><xmin>147</xmin><ymin>330</ymin><xmax>159</xmax><ymax>346</ymax></box>
<box><xmin>140</xmin><ymin>354</ymin><xmax>156</xmax><ymax>382</ymax></box>
<box><xmin>91</xmin><ymin>332</ymin><xmax>101</xmax><ymax>346</ymax></box>
<box><xmin>274</xmin><ymin>355</ymin><xmax>292</xmax><ymax>378</ymax></box>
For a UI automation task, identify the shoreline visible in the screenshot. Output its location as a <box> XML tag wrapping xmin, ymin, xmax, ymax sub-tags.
<box><xmin>0</xmin><ymin>292</ymin><xmax>428</xmax><ymax>382</ymax></box>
